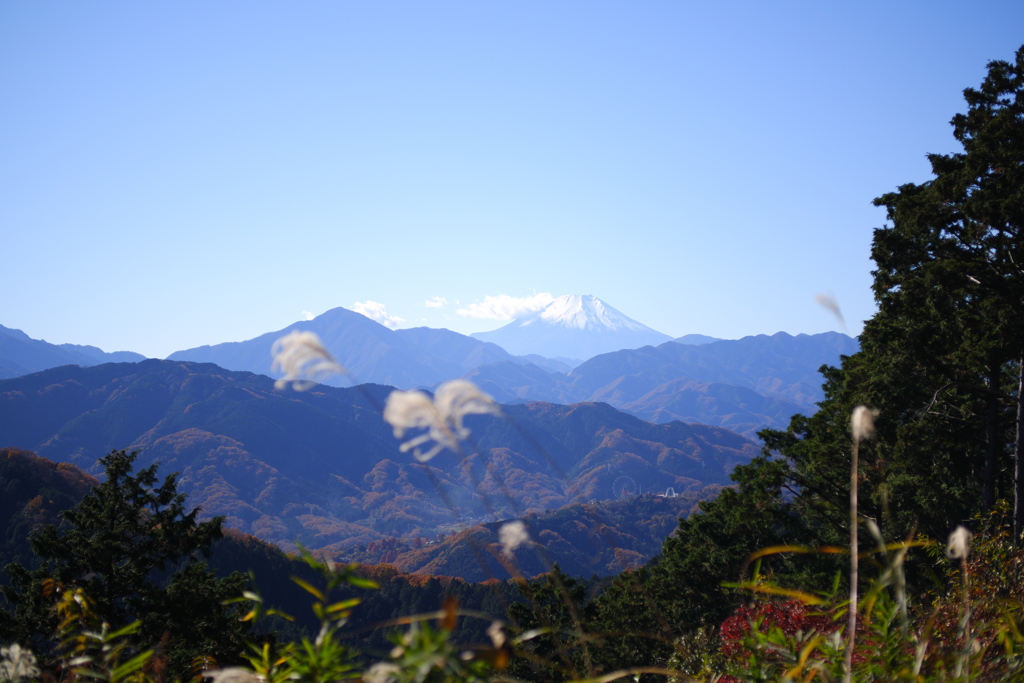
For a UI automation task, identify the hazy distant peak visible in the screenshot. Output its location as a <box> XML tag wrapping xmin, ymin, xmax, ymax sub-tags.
<box><xmin>0</xmin><ymin>325</ymin><xmax>33</xmax><ymax>342</ymax></box>
<box><xmin>674</xmin><ymin>334</ymin><xmax>724</xmax><ymax>345</ymax></box>
<box><xmin>0</xmin><ymin>325</ymin><xmax>146</xmax><ymax>380</ymax></box>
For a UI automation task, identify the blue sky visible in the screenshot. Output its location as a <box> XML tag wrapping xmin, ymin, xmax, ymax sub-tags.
<box><xmin>2</xmin><ymin>2</ymin><xmax>1022</xmax><ymax>359</ymax></box>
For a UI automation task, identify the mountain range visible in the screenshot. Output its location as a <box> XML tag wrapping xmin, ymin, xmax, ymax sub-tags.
<box><xmin>0</xmin><ymin>298</ymin><xmax>855</xmax><ymax>579</ymax></box>
<box><xmin>0</xmin><ymin>306</ymin><xmax>857</xmax><ymax>438</ymax></box>
<box><xmin>0</xmin><ymin>447</ymin><xmax>533</xmax><ymax>636</ymax></box>
<box><xmin>0</xmin><ymin>324</ymin><xmax>145</xmax><ymax>380</ymax></box>
<box><xmin>0</xmin><ymin>360</ymin><xmax>755</xmax><ymax>560</ymax></box>
<box><xmin>164</xmin><ymin>295</ymin><xmax>680</xmax><ymax>384</ymax></box>
<box><xmin>163</xmin><ymin>298</ymin><xmax>857</xmax><ymax>437</ymax></box>
<box><xmin>462</xmin><ymin>330</ymin><xmax>858</xmax><ymax>437</ymax></box>
<box><xmin>166</xmin><ymin>306</ymin><xmax>578</xmax><ymax>387</ymax></box>
<box><xmin>348</xmin><ymin>494</ymin><xmax>705</xmax><ymax>581</ymax></box>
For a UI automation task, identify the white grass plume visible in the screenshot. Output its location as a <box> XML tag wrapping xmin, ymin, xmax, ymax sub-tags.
<box><xmin>947</xmin><ymin>524</ymin><xmax>974</xmax><ymax>678</ymax></box>
<box><xmin>486</xmin><ymin>621</ymin><xmax>507</xmax><ymax>648</ymax></box>
<box><xmin>851</xmin><ymin>405</ymin><xmax>878</xmax><ymax>443</ymax></box>
<box><xmin>816</xmin><ymin>292</ymin><xmax>847</xmax><ymax>331</ymax></box>
<box><xmin>383</xmin><ymin>379</ymin><xmax>501</xmax><ymax>462</ymax></box>
<box><xmin>271</xmin><ymin>331</ymin><xmax>345</xmax><ymax>390</ymax></box>
<box><xmin>846</xmin><ymin>404</ymin><xmax>878</xmax><ymax>683</ymax></box>
<box><xmin>363</xmin><ymin>663</ymin><xmax>401</xmax><ymax>683</ymax></box>
<box><xmin>947</xmin><ymin>526</ymin><xmax>973</xmax><ymax>560</ymax></box>
<box><xmin>499</xmin><ymin>520</ymin><xmax>529</xmax><ymax>557</ymax></box>
<box><xmin>0</xmin><ymin>644</ymin><xmax>39</xmax><ymax>682</ymax></box>
<box><xmin>204</xmin><ymin>669</ymin><xmax>262</xmax><ymax>683</ymax></box>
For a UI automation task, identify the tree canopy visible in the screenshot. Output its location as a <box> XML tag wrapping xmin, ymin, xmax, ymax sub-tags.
<box><xmin>583</xmin><ymin>44</ymin><xmax>1024</xmax><ymax>679</ymax></box>
<box><xmin>0</xmin><ymin>450</ymin><xmax>249</xmax><ymax>677</ymax></box>
<box><xmin>766</xmin><ymin>45</ymin><xmax>1024</xmax><ymax>543</ymax></box>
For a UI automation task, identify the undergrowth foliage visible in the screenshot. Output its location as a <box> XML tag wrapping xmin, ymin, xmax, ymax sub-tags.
<box><xmin>703</xmin><ymin>509</ymin><xmax>1024</xmax><ymax>683</ymax></box>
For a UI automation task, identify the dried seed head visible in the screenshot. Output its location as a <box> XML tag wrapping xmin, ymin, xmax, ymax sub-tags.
<box><xmin>271</xmin><ymin>331</ymin><xmax>345</xmax><ymax>390</ymax></box>
<box><xmin>383</xmin><ymin>389</ymin><xmax>449</xmax><ymax>461</ymax></box>
<box><xmin>851</xmin><ymin>405</ymin><xmax>879</xmax><ymax>443</ymax></box>
<box><xmin>364</xmin><ymin>663</ymin><xmax>401</xmax><ymax>683</ymax></box>
<box><xmin>815</xmin><ymin>292</ymin><xmax>847</xmax><ymax>329</ymax></box>
<box><xmin>204</xmin><ymin>668</ymin><xmax>263</xmax><ymax>683</ymax></box>
<box><xmin>947</xmin><ymin>525</ymin><xmax>973</xmax><ymax>560</ymax></box>
<box><xmin>383</xmin><ymin>380</ymin><xmax>501</xmax><ymax>461</ymax></box>
<box><xmin>487</xmin><ymin>621</ymin><xmax>507</xmax><ymax>649</ymax></box>
<box><xmin>0</xmin><ymin>644</ymin><xmax>40</xmax><ymax>682</ymax></box>
<box><xmin>434</xmin><ymin>379</ymin><xmax>502</xmax><ymax>436</ymax></box>
<box><xmin>499</xmin><ymin>520</ymin><xmax>529</xmax><ymax>557</ymax></box>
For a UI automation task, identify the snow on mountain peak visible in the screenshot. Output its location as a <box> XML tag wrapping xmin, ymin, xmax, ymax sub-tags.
<box><xmin>535</xmin><ymin>295</ymin><xmax>639</xmax><ymax>332</ymax></box>
<box><xmin>471</xmin><ymin>294</ymin><xmax>672</xmax><ymax>360</ymax></box>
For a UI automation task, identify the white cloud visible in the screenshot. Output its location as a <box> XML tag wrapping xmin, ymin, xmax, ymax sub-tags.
<box><xmin>302</xmin><ymin>310</ymin><xmax>315</xmax><ymax>321</ymax></box>
<box><xmin>456</xmin><ymin>293</ymin><xmax>556</xmax><ymax>320</ymax></box>
<box><xmin>424</xmin><ymin>296</ymin><xmax>448</xmax><ymax>309</ymax></box>
<box><xmin>353</xmin><ymin>301</ymin><xmax>406</xmax><ymax>329</ymax></box>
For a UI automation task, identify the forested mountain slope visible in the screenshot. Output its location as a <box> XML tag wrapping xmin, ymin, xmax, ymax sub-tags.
<box><xmin>0</xmin><ymin>360</ymin><xmax>755</xmax><ymax>560</ymax></box>
<box><xmin>0</xmin><ymin>449</ymin><xmax>523</xmax><ymax>652</ymax></box>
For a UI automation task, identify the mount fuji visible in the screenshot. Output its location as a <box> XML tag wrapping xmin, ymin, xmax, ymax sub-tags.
<box><xmin>471</xmin><ymin>294</ymin><xmax>673</xmax><ymax>360</ymax></box>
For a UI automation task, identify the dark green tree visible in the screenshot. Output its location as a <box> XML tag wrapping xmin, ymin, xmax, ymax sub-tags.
<box><xmin>584</xmin><ymin>48</ymin><xmax>1024</xmax><ymax>676</ymax></box>
<box><xmin>507</xmin><ymin>565</ymin><xmax>593</xmax><ymax>682</ymax></box>
<box><xmin>475</xmin><ymin>42</ymin><xmax>1024</xmax><ymax>683</ymax></box>
<box><xmin>763</xmin><ymin>45</ymin><xmax>1024</xmax><ymax>546</ymax></box>
<box><xmin>0</xmin><ymin>450</ymin><xmax>250</xmax><ymax>676</ymax></box>
<box><xmin>586</xmin><ymin>456</ymin><xmax>804</xmax><ymax>679</ymax></box>
<box><xmin>924</xmin><ymin>45</ymin><xmax>1024</xmax><ymax>534</ymax></box>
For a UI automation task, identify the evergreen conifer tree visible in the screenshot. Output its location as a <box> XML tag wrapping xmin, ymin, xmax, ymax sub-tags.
<box><xmin>586</xmin><ymin>44</ymin><xmax>1024</xmax><ymax>678</ymax></box>
<box><xmin>0</xmin><ymin>450</ymin><xmax>249</xmax><ymax>677</ymax></box>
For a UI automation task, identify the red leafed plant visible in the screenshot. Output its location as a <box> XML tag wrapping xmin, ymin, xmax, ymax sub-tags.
<box><xmin>717</xmin><ymin>598</ymin><xmax>839</xmax><ymax>682</ymax></box>
<box><xmin>720</xmin><ymin>599</ymin><xmax>834</xmax><ymax>658</ymax></box>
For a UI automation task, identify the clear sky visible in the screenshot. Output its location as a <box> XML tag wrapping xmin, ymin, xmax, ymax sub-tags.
<box><xmin>2</xmin><ymin>2</ymin><xmax>1022</xmax><ymax>359</ymax></box>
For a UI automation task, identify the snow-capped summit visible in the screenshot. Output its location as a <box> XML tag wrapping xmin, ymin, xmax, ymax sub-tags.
<box><xmin>531</xmin><ymin>294</ymin><xmax>639</xmax><ymax>331</ymax></box>
<box><xmin>472</xmin><ymin>295</ymin><xmax>672</xmax><ymax>361</ymax></box>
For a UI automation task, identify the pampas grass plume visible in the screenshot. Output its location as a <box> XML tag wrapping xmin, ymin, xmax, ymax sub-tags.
<box><xmin>204</xmin><ymin>668</ymin><xmax>262</xmax><ymax>683</ymax></box>
<box><xmin>499</xmin><ymin>520</ymin><xmax>529</xmax><ymax>557</ymax></box>
<box><xmin>0</xmin><ymin>644</ymin><xmax>39</xmax><ymax>682</ymax></box>
<box><xmin>271</xmin><ymin>330</ymin><xmax>345</xmax><ymax>390</ymax></box>
<box><xmin>947</xmin><ymin>526</ymin><xmax>973</xmax><ymax>560</ymax></box>
<box><xmin>816</xmin><ymin>292</ymin><xmax>847</xmax><ymax>329</ymax></box>
<box><xmin>851</xmin><ymin>405</ymin><xmax>879</xmax><ymax>443</ymax></box>
<box><xmin>383</xmin><ymin>380</ymin><xmax>501</xmax><ymax>462</ymax></box>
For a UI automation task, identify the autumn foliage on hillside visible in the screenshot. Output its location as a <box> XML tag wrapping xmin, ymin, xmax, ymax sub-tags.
<box><xmin>0</xmin><ymin>360</ymin><xmax>758</xmax><ymax>563</ymax></box>
<box><xmin>0</xmin><ymin>447</ymin><xmax>98</xmax><ymax>570</ymax></box>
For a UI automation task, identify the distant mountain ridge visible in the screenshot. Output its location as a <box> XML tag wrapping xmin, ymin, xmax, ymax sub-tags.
<box><xmin>168</xmin><ymin>297</ymin><xmax>675</xmax><ymax>388</ymax></box>
<box><xmin>168</xmin><ymin>308</ymin><xmax>493</xmax><ymax>388</ymax></box>
<box><xmin>568</xmin><ymin>331</ymin><xmax>857</xmax><ymax>407</ymax></box>
<box><xmin>472</xmin><ymin>295</ymin><xmax>673</xmax><ymax>358</ymax></box>
<box><xmin>0</xmin><ymin>360</ymin><xmax>757</xmax><ymax>554</ymax></box>
<box><xmin>675</xmin><ymin>334</ymin><xmax>723</xmax><ymax>345</ymax></box>
<box><xmin>0</xmin><ymin>324</ymin><xmax>147</xmax><ymax>380</ymax></box>
<box><xmin>465</xmin><ymin>331</ymin><xmax>858</xmax><ymax>437</ymax></box>
<box><xmin>2</xmin><ymin>314</ymin><xmax>856</xmax><ymax>438</ymax></box>
<box><xmin>167</xmin><ymin>307</ymin><xmax>558</xmax><ymax>389</ymax></box>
